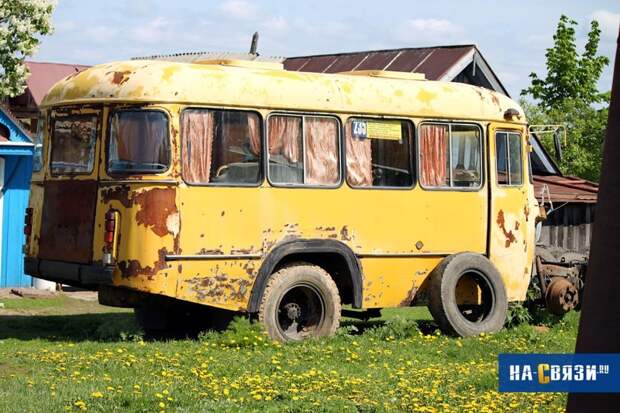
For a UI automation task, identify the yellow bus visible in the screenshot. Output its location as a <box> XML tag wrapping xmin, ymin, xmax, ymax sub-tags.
<box><xmin>24</xmin><ymin>58</ymin><xmax>541</xmax><ymax>341</ymax></box>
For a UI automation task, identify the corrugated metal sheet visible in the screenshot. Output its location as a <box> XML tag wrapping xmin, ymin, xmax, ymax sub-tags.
<box><xmin>132</xmin><ymin>51</ymin><xmax>285</xmax><ymax>64</ymax></box>
<box><xmin>284</xmin><ymin>45</ymin><xmax>475</xmax><ymax>80</ymax></box>
<box><xmin>534</xmin><ymin>175</ymin><xmax>598</xmax><ymax>204</ymax></box>
<box><xmin>538</xmin><ymin>204</ymin><xmax>595</xmax><ymax>253</ymax></box>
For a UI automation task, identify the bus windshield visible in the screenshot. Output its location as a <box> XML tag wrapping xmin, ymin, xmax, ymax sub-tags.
<box><xmin>50</xmin><ymin>114</ymin><xmax>98</xmax><ymax>174</ymax></box>
<box><xmin>109</xmin><ymin>110</ymin><xmax>170</xmax><ymax>174</ymax></box>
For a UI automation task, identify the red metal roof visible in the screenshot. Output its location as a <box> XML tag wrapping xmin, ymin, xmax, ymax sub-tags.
<box><xmin>284</xmin><ymin>45</ymin><xmax>475</xmax><ymax>80</ymax></box>
<box><xmin>25</xmin><ymin>61</ymin><xmax>90</xmax><ymax>106</ymax></box>
<box><xmin>534</xmin><ymin>175</ymin><xmax>598</xmax><ymax>204</ymax></box>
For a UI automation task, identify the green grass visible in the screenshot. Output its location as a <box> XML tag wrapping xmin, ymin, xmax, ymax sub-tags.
<box><xmin>0</xmin><ymin>297</ymin><xmax>577</xmax><ymax>412</ymax></box>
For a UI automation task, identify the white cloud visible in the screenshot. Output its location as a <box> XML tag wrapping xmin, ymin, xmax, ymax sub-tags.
<box><xmin>218</xmin><ymin>0</ymin><xmax>259</xmax><ymax>20</ymax></box>
<box><xmin>392</xmin><ymin>18</ymin><xmax>465</xmax><ymax>45</ymax></box>
<box><xmin>590</xmin><ymin>10</ymin><xmax>620</xmax><ymax>39</ymax></box>
<box><xmin>262</xmin><ymin>16</ymin><xmax>288</xmax><ymax>32</ymax></box>
<box><xmin>130</xmin><ymin>17</ymin><xmax>171</xmax><ymax>44</ymax></box>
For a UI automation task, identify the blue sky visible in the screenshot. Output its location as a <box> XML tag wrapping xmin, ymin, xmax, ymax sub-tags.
<box><xmin>33</xmin><ymin>0</ymin><xmax>620</xmax><ymax>98</ymax></box>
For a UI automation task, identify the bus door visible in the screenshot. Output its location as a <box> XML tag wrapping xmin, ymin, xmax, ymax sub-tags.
<box><xmin>488</xmin><ymin>124</ymin><xmax>533</xmax><ymax>301</ymax></box>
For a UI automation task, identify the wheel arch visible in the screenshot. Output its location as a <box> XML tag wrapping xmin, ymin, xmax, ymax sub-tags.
<box><xmin>248</xmin><ymin>239</ymin><xmax>363</xmax><ymax>312</ymax></box>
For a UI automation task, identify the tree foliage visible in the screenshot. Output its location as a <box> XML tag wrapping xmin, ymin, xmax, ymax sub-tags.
<box><xmin>521</xmin><ymin>15</ymin><xmax>610</xmax><ymax>182</ymax></box>
<box><xmin>0</xmin><ymin>0</ymin><xmax>55</xmax><ymax>98</ymax></box>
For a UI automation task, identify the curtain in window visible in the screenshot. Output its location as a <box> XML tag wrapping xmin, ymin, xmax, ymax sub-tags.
<box><xmin>247</xmin><ymin>114</ymin><xmax>261</xmax><ymax>156</ymax></box>
<box><xmin>420</xmin><ymin>124</ymin><xmax>449</xmax><ymax>187</ymax></box>
<box><xmin>114</xmin><ymin>113</ymin><xmax>167</xmax><ymax>164</ymax></box>
<box><xmin>181</xmin><ymin>110</ymin><xmax>214</xmax><ymax>183</ymax></box>
<box><xmin>268</xmin><ymin>116</ymin><xmax>302</xmax><ymax>163</ymax></box>
<box><xmin>345</xmin><ymin>125</ymin><xmax>372</xmax><ymax>187</ymax></box>
<box><xmin>305</xmin><ymin>117</ymin><xmax>339</xmax><ymax>185</ymax></box>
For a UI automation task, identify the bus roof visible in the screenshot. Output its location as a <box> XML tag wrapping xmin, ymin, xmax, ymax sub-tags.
<box><xmin>41</xmin><ymin>60</ymin><xmax>525</xmax><ymax>123</ymax></box>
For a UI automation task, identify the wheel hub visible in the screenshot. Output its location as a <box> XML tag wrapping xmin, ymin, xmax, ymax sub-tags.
<box><xmin>545</xmin><ymin>277</ymin><xmax>579</xmax><ymax>315</ymax></box>
<box><xmin>283</xmin><ymin>302</ymin><xmax>302</xmax><ymax>321</ymax></box>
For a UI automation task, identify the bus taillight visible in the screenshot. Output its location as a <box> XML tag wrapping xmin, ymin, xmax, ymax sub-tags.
<box><xmin>24</xmin><ymin>207</ymin><xmax>33</xmax><ymax>237</ymax></box>
<box><xmin>103</xmin><ymin>209</ymin><xmax>117</xmax><ymax>265</ymax></box>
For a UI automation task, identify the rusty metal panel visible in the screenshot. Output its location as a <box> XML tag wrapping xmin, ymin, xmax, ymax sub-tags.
<box><xmin>282</xmin><ymin>58</ymin><xmax>308</xmax><ymax>71</ymax></box>
<box><xmin>323</xmin><ymin>54</ymin><xmax>367</xmax><ymax>73</ymax></box>
<box><xmin>385</xmin><ymin>49</ymin><xmax>432</xmax><ymax>72</ymax></box>
<box><xmin>356</xmin><ymin>51</ymin><xmax>400</xmax><ymax>71</ymax></box>
<box><xmin>414</xmin><ymin>47</ymin><xmax>473</xmax><ymax>80</ymax></box>
<box><xmin>534</xmin><ymin>175</ymin><xmax>598</xmax><ymax>203</ymax></box>
<box><xmin>297</xmin><ymin>55</ymin><xmax>337</xmax><ymax>73</ymax></box>
<box><xmin>38</xmin><ymin>180</ymin><xmax>98</xmax><ymax>263</ymax></box>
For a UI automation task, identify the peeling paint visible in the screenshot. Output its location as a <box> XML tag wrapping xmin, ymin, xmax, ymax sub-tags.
<box><xmin>496</xmin><ymin>210</ymin><xmax>517</xmax><ymax>248</ymax></box>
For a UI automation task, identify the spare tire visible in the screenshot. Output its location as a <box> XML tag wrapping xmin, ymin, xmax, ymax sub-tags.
<box><xmin>428</xmin><ymin>253</ymin><xmax>508</xmax><ymax>337</ymax></box>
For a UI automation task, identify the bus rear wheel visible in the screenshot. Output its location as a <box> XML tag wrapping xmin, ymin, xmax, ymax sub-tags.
<box><xmin>428</xmin><ymin>253</ymin><xmax>508</xmax><ymax>337</ymax></box>
<box><xmin>259</xmin><ymin>263</ymin><xmax>341</xmax><ymax>342</ymax></box>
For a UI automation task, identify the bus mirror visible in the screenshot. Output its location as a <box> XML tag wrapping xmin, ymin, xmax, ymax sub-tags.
<box><xmin>553</xmin><ymin>130</ymin><xmax>563</xmax><ymax>162</ymax></box>
<box><xmin>528</xmin><ymin>124</ymin><xmax>567</xmax><ymax>164</ymax></box>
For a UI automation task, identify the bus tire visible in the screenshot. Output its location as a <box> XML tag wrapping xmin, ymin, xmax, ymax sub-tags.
<box><xmin>258</xmin><ymin>263</ymin><xmax>341</xmax><ymax>342</ymax></box>
<box><xmin>428</xmin><ymin>253</ymin><xmax>507</xmax><ymax>337</ymax></box>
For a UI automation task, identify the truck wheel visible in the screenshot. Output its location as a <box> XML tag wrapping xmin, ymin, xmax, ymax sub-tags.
<box><xmin>259</xmin><ymin>263</ymin><xmax>341</xmax><ymax>342</ymax></box>
<box><xmin>428</xmin><ymin>253</ymin><xmax>508</xmax><ymax>337</ymax></box>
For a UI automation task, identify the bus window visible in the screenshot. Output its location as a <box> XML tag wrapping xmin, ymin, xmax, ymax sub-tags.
<box><xmin>419</xmin><ymin>123</ymin><xmax>482</xmax><ymax>189</ymax></box>
<box><xmin>495</xmin><ymin>131</ymin><xmax>523</xmax><ymax>186</ymax></box>
<box><xmin>109</xmin><ymin>110</ymin><xmax>170</xmax><ymax>174</ymax></box>
<box><xmin>267</xmin><ymin>115</ymin><xmax>340</xmax><ymax>186</ymax></box>
<box><xmin>181</xmin><ymin>109</ymin><xmax>262</xmax><ymax>185</ymax></box>
<box><xmin>451</xmin><ymin>125</ymin><xmax>482</xmax><ymax>188</ymax></box>
<box><xmin>346</xmin><ymin>118</ymin><xmax>413</xmax><ymax>188</ymax></box>
<box><xmin>50</xmin><ymin>114</ymin><xmax>98</xmax><ymax>175</ymax></box>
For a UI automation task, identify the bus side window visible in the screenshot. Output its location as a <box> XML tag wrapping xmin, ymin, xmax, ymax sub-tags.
<box><xmin>495</xmin><ymin>131</ymin><xmax>523</xmax><ymax>186</ymax></box>
<box><xmin>267</xmin><ymin>114</ymin><xmax>340</xmax><ymax>186</ymax></box>
<box><xmin>419</xmin><ymin>123</ymin><xmax>482</xmax><ymax>189</ymax></box>
<box><xmin>181</xmin><ymin>109</ymin><xmax>262</xmax><ymax>185</ymax></box>
<box><xmin>345</xmin><ymin>118</ymin><xmax>413</xmax><ymax>188</ymax></box>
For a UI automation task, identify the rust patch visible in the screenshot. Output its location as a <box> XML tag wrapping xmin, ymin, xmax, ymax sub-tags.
<box><xmin>340</xmin><ymin>225</ymin><xmax>352</xmax><ymax>241</ymax></box>
<box><xmin>101</xmin><ymin>185</ymin><xmax>132</xmax><ymax>208</ymax></box>
<box><xmin>134</xmin><ymin>188</ymin><xmax>178</xmax><ymax>237</ymax></box>
<box><xmin>524</xmin><ymin>205</ymin><xmax>530</xmax><ymax>222</ymax></box>
<box><xmin>399</xmin><ymin>284</ymin><xmax>418</xmax><ymax>307</ymax></box>
<box><xmin>514</xmin><ymin>221</ymin><xmax>520</xmax><ymax>230</ymax></box>
<box><xmin>221</xmin><ymin>211</ymin><xmax>225</xmax><ymax>217</ymax></box>
<box><xmin>197</xmin><ymin>248</ymin><xmax>224</xmax><ymax>255</ymax></box>
<box><xmin>118</xmin><ymin>248</ymin><xmax>169</xmax><ymax>279</ymax></box>
<box><xmin>496</xmin><ymin>210</ymin><xmax>517</xmax><ymax>248</ymax></box>
<box><xmin>108</xmin><ymin>70</ymin><xmax>133</xmax><ymax>85</ymax></box>
<box><xmin>177</xmin><ymin>264</ymin><xmax>183</xmax><ymax>273</ymax></box>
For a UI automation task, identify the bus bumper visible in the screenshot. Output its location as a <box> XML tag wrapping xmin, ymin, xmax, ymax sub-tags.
<box><xmin>24</xmin><ymin>257</ymin><xmax>114</xmax><ymax>286</ymax></box>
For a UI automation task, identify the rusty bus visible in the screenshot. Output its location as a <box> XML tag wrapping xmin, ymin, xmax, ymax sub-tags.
<box><xmin>23</xmin><ymin>58</ymin><xmax>579</xmax><ymax>341</ymax></box>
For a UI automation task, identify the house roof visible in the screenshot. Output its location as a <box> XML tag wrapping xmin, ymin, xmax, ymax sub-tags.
<box><xmin>25</xmin><ymin>61</ymin><xmax>90</xmax><ymax>106</ymax></box>
<box><xmin>284</xmin><ymin>45</ymin><xmax>509</xmax><ymax>96</ymax></box>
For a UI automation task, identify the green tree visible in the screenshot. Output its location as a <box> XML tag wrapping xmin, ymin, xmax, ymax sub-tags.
<box><xmin>521</xmin><ymin>15</ymin><xmax>610</xmax><ymax>181</ymax></box>
<box><xmin>0</xmin><ymin>0</ymin><xmax>55</xmax><ymax>98</ymax></box>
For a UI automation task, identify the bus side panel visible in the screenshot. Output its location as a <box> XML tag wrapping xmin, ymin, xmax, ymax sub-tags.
<box><xmin>360</xmin><ymin>257</ymin><xmax>442</xmax><ymax>308</ymax></box>
<box><xmin>177</xmin><ymin>183</ymin><xmax>487</xmax><ymax>311</ymax></box>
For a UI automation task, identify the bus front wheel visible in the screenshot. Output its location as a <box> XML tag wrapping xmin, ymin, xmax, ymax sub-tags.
<box><xmin>428</xmin><ymin>253</ymin><xmax>508</xmax><ymax>337</ymax></box>
<box><xmin>259</xmin><ymin>263</ymin><xmax>341</xmax><ymax>342</ymax></box>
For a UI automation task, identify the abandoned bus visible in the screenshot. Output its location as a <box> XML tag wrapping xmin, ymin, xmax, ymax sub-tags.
<box><xmin>24</xmin><ymin>58</ymin><xmax>543</xmax><ymax>341</ymax></box>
